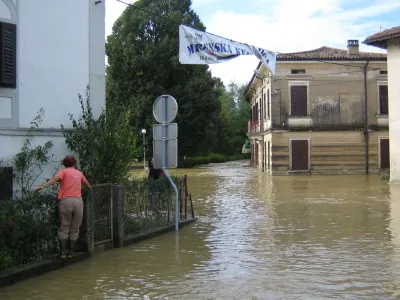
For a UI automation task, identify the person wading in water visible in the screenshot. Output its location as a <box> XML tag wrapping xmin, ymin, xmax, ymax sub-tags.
<box><xmin>35</xmin><ymin>155</ymin><xmax>92</xmax><ymax>259</ymax></box>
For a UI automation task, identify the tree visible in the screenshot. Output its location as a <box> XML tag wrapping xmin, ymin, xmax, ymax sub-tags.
<box><xmin>106</xmin><ymin>0</ymin><xmax>221</xmax><ymax>157</ymax></box>
<box><xmin>216</xmin><ymin>82</ymin><xmax>250</xmax><ymax>155</ymax></box>
<box><xmin>61</xmin><ymin>87</ymin><xmax>138</xmax><ymax>184</ymax></box>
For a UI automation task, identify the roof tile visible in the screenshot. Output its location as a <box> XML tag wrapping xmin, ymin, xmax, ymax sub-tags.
<box><xmin>277</xmin><ymin>46</ymin><xmax>386</xmax><ymax>61</ymax></box>
<box><xmin>364</xmin><ymin>25</ymin><xmax>400</xmax><ymax>45</ymax></box>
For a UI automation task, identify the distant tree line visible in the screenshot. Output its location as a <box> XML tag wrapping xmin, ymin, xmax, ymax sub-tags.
<box><xmin>106</xmin><ymin>0</ymin><xmax>250</xmax><ymax>161</ymax></box>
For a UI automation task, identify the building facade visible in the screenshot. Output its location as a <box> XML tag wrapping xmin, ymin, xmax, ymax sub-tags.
<box><xmin>245</xmin><ymin>40</ymin><xmax>388</xmax><ymax>175</ymax></box>
<box><xmin>0</xmin><ymin>0</ymin><xmax>106</xmax><ymax>197</ymax></box>
<box><xmin>364</xmin><ymin>26</ymin><xmax>400</xmax><ymax>182</ymax></box>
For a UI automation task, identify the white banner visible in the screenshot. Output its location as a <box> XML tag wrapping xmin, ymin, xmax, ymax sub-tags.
<box><xmin>179</xmin><ymin>25</ymin><xmax>276</xmax><ymax>74</ymax></box>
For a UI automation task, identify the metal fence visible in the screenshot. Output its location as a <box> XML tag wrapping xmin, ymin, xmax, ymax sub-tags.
<box><xmin>0</xmin><ymin>176</ymin><xmax>195</xmax><ymax>275</ymax></box>
<box><xmin>0</xmin><ymin>194</ymin><xmax>59</xmax><ymax>274</ymax></box>
<box><xmin>90</xmin><ymin>185</ymin><xmax>113</xmax><ymax>245</ymax></box>
<box><xmin>123</xmin><ymin>175</ymin><xmax>194</xmax><ymax>237</ymax></box>
<box><xmin>123</xmin><ymin>178</ymin><xmax>174</xmax><ymax>236</ymax></box>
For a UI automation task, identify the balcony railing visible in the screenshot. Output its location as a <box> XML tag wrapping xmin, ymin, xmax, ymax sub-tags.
<box><xmin>248</xmin><ymin>119</ymin><xmax>262</xmax><ymax>133</ymax></box>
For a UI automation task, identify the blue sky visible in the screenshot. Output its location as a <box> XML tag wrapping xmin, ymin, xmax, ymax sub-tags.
<box><xmin>106</xmin><ymin>0</ymin><xmax>400</xmax><ymax>85</ymax></box>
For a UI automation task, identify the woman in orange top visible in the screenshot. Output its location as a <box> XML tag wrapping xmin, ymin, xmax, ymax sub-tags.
<box><xmin>36</xmin><ymin>155</ymin><xmax>92</xmax><ymax>258</ymax></box>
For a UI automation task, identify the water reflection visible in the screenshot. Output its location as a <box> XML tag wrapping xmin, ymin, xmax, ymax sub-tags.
<box><xmin>2</xmin><ymin>161</ymin><xmax>400</xmax><ymax>299</ymax></box>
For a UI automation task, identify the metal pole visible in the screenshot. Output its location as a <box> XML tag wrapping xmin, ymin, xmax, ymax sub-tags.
<box><xmin>164</xmin><ymin>169</ymin><xmax>179</xmax><ymax>231</ymax></box>
<box><xmin>143</xmin><ymin>133</ymin><xmax>146</xmax><ymax>170</ymax></box>
<box><xmin>161</xmin><ymin>96</ymin><xmax>179</xmax><ymax>231</ymax></box>
<box><xmin>364</xmin><ymin>61</ymin><xmax>370</xmax><ymax>175</ymax></box>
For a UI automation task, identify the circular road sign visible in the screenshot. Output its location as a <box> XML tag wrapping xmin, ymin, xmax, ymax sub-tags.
<box><xmin>153</xmin><ymin>95</ymin><xmax>178</xmax><ymax>124</ymax></box>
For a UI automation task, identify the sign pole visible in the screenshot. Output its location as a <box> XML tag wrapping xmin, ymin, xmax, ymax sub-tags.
<box><xmin>160</xmin><ymin>96</ymin><xmax>179</xmax><ymax>232</ymax></box>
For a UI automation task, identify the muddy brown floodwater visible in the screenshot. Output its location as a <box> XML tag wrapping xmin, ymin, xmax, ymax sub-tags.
<box><xmin>2</xmin><ymin>160</ymin><xmax>400</xmax><ymax>299</ymax></box>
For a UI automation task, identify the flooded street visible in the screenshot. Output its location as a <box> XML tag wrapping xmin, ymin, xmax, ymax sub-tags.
<box><xmin>2</xmin><ymin>160</ymin><xmax>400</xmax><ymax>299</ymax></box>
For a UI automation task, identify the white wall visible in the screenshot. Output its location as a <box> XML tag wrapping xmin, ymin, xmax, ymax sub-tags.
<box><xmin>0</xmin><ymin>0</ymin><xmax>105</xmax><ymax>129</ymax></box>
<box><xmin>89</xmin><ymin>0</ymin><xmax>106</xmax><ymax>117</ymax></box>
<box><xmin>0</xmin><ymin>0</ymin><xmax>105</xmax><ymax>191</ymax></box>
<box><xmin>18</xmin><ymin>0</ymin><xmax>105</xmax><ymax>129</ymax></box>
<box><xmin>388</xmin><ymin>38</ymin><xmax>400</xmax><ymax>182</ymax></box>
<box><xmin>0</xmin><ymin>134</ymin><xmax>68</xmax><ymax>178</ymax></box>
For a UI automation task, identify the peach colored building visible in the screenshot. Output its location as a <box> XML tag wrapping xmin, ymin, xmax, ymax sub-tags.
<box><xmin>364</xmin><ymin>26</ymin><xmax>400</xmax><ymax>182</ymax></box>
<box><xmin>245</xmin><ymin>40</ymin><xmax>388</xmax><ymax>175</ymax></box>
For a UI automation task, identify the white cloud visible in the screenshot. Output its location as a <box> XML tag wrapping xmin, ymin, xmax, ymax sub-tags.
<box><xmin>105</xmin><ymin>0</ymin><xmax>136</xmax><ymax>37</ymax></box>
<box><xmin>206</xmin><ymin>0</ymin><xmax>394</xmax><ymax>85</ymax></box>
<box><xmin>104</xmin><ymin>0</ymin><xmax>393</xmax><ymax>86</ymax></box>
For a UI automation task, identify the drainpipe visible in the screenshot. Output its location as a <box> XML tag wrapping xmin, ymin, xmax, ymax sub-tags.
<box><xmin>364</xmin><ymin>60</ymin><xmax>370</xmax><ymax>175</ymax></box>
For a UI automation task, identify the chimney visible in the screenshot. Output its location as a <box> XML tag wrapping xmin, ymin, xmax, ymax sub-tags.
<box><xmin>347</xmin><ymin>40</ymin><xmax>359</xmax><ymax>55</ymax></box>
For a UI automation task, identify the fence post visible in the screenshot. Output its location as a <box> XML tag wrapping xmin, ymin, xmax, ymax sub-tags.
<box><xmin>112</xmin><ymin>185</ymin><xmax>125</xmax><ymax>248</ymax></box>
<box><xmin>190</xmin><ymin>193</ymin><xmax>195</xmax><ymax>219</ymax></box>
<box><xmin>184</xmin><ymin>175</ymin><xmax>188</xmax><ymax>219</ymax></box>
<box><xmin>86</xmin><ymin>189</ymin><xmax>95</xmax><ymax>255</ymax></box>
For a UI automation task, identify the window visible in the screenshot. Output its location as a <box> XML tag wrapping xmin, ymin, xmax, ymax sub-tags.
<box><xmin>255</xmin><ymin>143</ymin><xmax>259</xmax><ymax>167</ymax></box>
<box><xmin>262</xmin><ymin>141</ymin><xmax>265</xmax><ymax>171</ymax></box>
<box><xmin>267</xmin><ymin>141</ymin><xmax>271</xmax><ymax>170</ymax></box>
<box><xmin>0</xmin><ymin>167</ymin><xmax>13</xmax><ymax>200</ymax></box>
<box><xmin>290</xmin><ymin>85</ymin><xmax>308</xmax><ymax>116</ymax></box>
<box><xmin>0</xmin><ymin>22</ymin><xmax>17</xmax><ymax>88</ymax></box>
<box><xmin>291</xmin><ymin>69</ymin><xmax>305</xmax><ymax>74</ymax></box>
<box><xmin>263</xmin><ymin>142</ymin><xmax>267</xmax><ymax>171</ymax></box>
<box><xmin>380</xmin><ymin>70</ymin><xmax>388</xmax><ymax>75</ymax></box>
<box><xmin>263</xmin><ymin>92</ymin><xmax>266</xmax><ymax>120</ymax></box>
<box><xmin>267</xmin><ymin>89</ymin><xmax>270</xmax><ymax>119</ymax></box>
<box><xmin>379</xmin><ymin>85</ymin><xmax>388</xmax><ymax>115</ymax></box>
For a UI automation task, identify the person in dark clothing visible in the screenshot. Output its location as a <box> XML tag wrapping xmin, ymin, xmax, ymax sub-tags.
<box><xmin>147</xmin><ymin>158</ymin><xmax>164</xmax><ymax>211</ymax></box>
<box><xmin>148</xmin><ymin>159</ymin><xmax>163</xmax><ymax>181</ymax></box>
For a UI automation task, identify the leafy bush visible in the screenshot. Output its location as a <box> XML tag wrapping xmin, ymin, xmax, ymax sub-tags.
<box><xmin>178</xmin><ymin>153</ymin><xmax>248</xmax><ymax>168</ymax></box>
<box><xmin>61</xmin><ymin>86</ymin><xmax>138</xmax><ymax>184</ymax></box>
<box><xmin>0</xmin><ymin>193</ymin><xmax>59</xmax><ymax>273</ymax></box>
<box><xmin>208</xmin><ymin>153</ymin><xmax>226</xmax><ymax>163</ymax></box>
<box><xmin>0</xmin><ymin>108</ymin><xmax>56</xmax><ymax>199</ymax></box>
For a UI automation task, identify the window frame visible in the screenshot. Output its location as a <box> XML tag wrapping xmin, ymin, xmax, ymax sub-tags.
<box><xmin>288</xmin><ymin>80</ymin><xmax>310</xmax><ymax>116</ymax></box>
<box><xmin>291</xmin><ymin>69</ymin><xmax>306</xmax><ymax>75</ymax></box>
<box><xmin>377</xmin><ymin>81</ymin><xmax>388</xmax><ymax>115</ymax></box>
<box><xmin>267</xmin><ymin>89</ymin><xmax>270</xmax><ymax>120</ymax></box>
<box><xmin>0</xmin><ymin>3</ymin><xmax>19</xmax><ymax>129</ymax></box>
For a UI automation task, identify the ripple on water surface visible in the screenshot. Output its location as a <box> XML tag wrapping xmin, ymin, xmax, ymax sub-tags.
<box><xmin>1</xmin><ymin>161</ymin><xmax>400</xmax><ymax>299</ymax></box>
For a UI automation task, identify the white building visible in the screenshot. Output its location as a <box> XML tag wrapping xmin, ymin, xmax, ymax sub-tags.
<box><xmin>364</xmin><ymin>26</ymin><xmax>400</xmax><ymax>182</ymax></box>
<box><xmin>0</xmin><ymin>0</ymin><xmax>106</xmax><ymax>198</ymax></box>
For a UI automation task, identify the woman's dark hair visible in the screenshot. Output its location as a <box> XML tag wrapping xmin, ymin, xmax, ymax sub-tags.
<box><xmin>62</xmin><ymin>155</ymin><xmax>77</xmax><ymax>168</ymax></box>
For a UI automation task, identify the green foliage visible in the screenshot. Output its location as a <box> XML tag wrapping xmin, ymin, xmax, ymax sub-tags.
<box><xmin>179</xmin><ymin>153</ymin><xmax>248</xmax><ymax>168</ymax></box>
<box><xmin>61</xmin><ymin>86</ymin><xmax>138</xmax><ymax>184</ymax></box>
<box><xmin>0</xmin><ymin>108</ymin><xmax>55</xmax><ymax>198</ymax></box>
<box><xmin>216</xmin><ymin>82</ymin><xmax>251</xmax><ymax>155</ymax></box>
<box><xmin>0</xmin><ymin>193</ymin><xmax>59</xmax><ymax>273</ymax></box>
<box><xmin>0</xmin><ymin>109</ymin><xmax>59</xmax><ymax>273</ymax></box>
<box><xmin>106</xmin><ymin>0</ymin><xmax>222</xmax><ymax>157</ymax></box>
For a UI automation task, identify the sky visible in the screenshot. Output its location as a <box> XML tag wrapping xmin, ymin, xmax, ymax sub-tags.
<box><xmin>105</xmin><ymin>0</ymin><xmax>400</xmax><ymax>85</ymax></box>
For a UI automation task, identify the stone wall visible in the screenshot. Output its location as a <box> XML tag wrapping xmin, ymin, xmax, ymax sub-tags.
<box><xmin>267</xmin><ymin>130</ymin><xmax>389</xmax><ymax>175</ymax></box>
